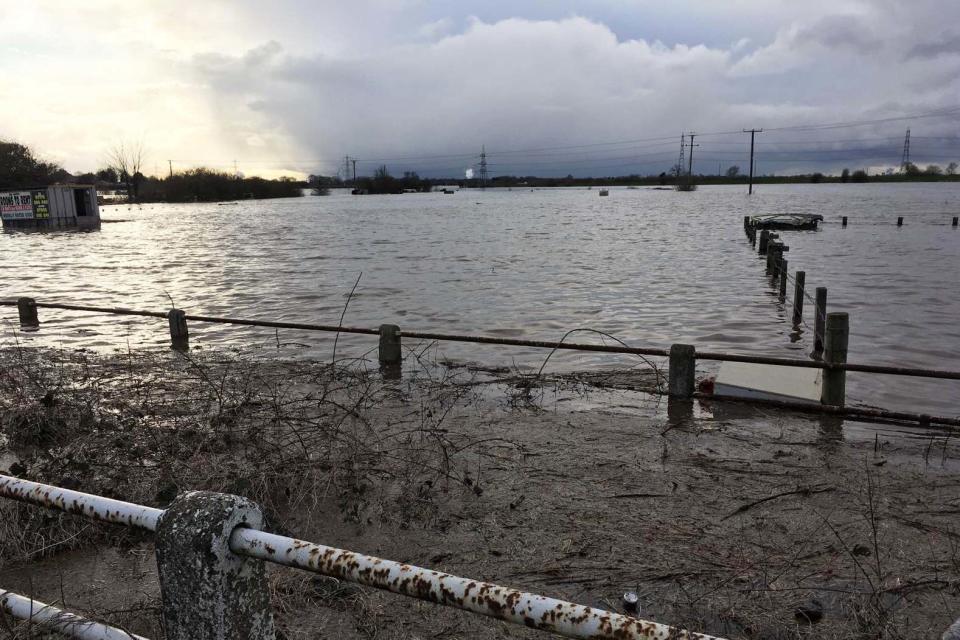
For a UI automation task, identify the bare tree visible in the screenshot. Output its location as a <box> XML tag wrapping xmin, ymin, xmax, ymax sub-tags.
<box><xmin>107</xmin><ymin>141</ymin><xmax>145</xmax><ymax>203</ymax></box>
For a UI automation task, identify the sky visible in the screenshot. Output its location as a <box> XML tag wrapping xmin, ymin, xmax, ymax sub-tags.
<box><xmin>1</xmin><ymin>0</ymin><xmax>959</xmax><ymax>178</ymax></box>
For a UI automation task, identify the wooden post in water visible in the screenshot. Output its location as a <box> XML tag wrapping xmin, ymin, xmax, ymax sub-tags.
<box><xmin>668</xmin><ymin>344</ymin><xmax>696</xmax><ymax>399</ymax></box>
<box><xmin>759</xmin><ymin>230</ymin><xmax>770</xmax><ymax>254</ymax></box>
<box><xmin>768</xmin><ymin>243</ymin><xmax>787</xmax><ymax>277</ymax></box>
<box><xmin>766</xmin><ymin>242</ymin><xmax>779</xmax><ymax>273</ymax></box>
<box><xmin>779</xmin><ymin>259</ymin><xmax>788</xmax><ymax>299</ymax></box>
<box><xmin>168</xmin><ymin>309</ymin><xmax>188</xmax><ymax>352</ymax></box>
<box><xmin>812</xmin><ymin>287</ymin><xmax>827</xmax><ymax>358</ymax></box>
<box><xmin>841</xmin><ymin>216</ymin><xmax>848</xmax><ymax>227</ymax></box>
<box><xmin>792</xmin><ymin>271</ymin><xmax>805</xmax><ymax>326</ymax></box>
<box><xmin>953</xmin><ymin>216</ymin><xmax>958</xmax><ymax>227</ymax></box>
<box><xmin>17</xmin><ymin>297</ymin><xmax>39</xmax><ymax>329</ymax></box>
<box><xmin>897</xmin><ymin>216</ymin><xmax>903</xmax><ymax>227</ymax></box>
<box><xmin>821</xmin><ymin>312</ymin><xmax>849</xmax><ymax>406</ymax></box>
<box><xmin>743</xmin><ymin>216</ymin><xmax>749</xmax><ymax>235</ymax></box>
<box><xmin>378</xmin><ymin>324</ymin><xmax>402</xmax><ymax>365</ymax></box>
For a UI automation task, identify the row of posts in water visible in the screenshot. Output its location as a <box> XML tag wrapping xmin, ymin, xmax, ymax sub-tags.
<box><xmin>839</xmin><ymin>215</ymin><xmax>958</xmax><ymax>227</ymax></box>
<box><xmin>743</xmin><ymin>217</ymin><xmax>849</xmax><ymax>405</ymax></box>
<box><xmin>742</xmin><ymin>217</ymin><xmax>826</xmax><ymax>355</ymax></box>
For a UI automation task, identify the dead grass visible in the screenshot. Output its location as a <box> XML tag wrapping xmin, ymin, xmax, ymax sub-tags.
<box><xmin>0</xmin><ymin>343</ymin><xmax>958</xmax><ymax>639</ymax></box>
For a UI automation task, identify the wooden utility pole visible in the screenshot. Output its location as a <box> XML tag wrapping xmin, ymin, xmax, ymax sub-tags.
<box><xmin>743</xmin><ymin>128</ymin><xmax>762</xmax><ymax>194</ymax></box>
<box><xmin>686</xmin><ymin>133</ymin><xmax>698</xmax><ymax>176</ymax></box>
<box><xmin>168</xmin><ymin>160</ymin><xmax>173</xmax><ymax>179</ymax></box>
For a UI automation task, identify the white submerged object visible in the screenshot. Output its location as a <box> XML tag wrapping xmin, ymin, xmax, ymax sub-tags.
<box><xmin>749</xmin><ymin>213</ymin><xmax>823</xmax><ymax>230</ymax></box>
<box><xmin>714</xmin><ymin>361</ymin><xmax>821</xmax><ymax>404</ymax></box>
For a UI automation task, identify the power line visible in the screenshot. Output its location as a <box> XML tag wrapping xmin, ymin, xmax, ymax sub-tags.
<box><xmin>478</xmin><ymin>145</ymin><xmax>488</xmax><ymax>188</ymax></box>
<box><xmin>686</xmin><ymin>133</ymin><xmax>699</xmax><ymax>176</ymax></box>
<box><xmin>900</xmin><ymin>128</ymin><xmax>911</xmax><ymax>172</ymax></box>
<box><xmin>744</xmin><ymin>128</ymin><xmax>763</xmax><ymax>194</ymax></box>
<box><xmin>158</xmin><ymin>105</ymin><xmax>960</xmax><ymax>178</ymax></box>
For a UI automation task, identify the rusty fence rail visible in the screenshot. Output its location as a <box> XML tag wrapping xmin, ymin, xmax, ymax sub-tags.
<box><xmin>3</xmin><ymin>298</ymin><xmax>960</xmax><ymax>381</ymax></box>
<box><xmin>0</xmin><ymin>473</ymin><xmax>725</xmax><ymax>640</ymax></box>
<box><xmin>3</xmin><ymin>297</ymin><xmax>960</xmax><ymax>421</ymax></box>
<box><xmin>0</xmin><ymin>589</ymin><xmax>148</xmax><ymax>640</ymax></box>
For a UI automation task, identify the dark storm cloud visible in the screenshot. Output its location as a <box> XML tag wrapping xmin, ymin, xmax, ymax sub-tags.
<box><xmin>187</xmin><ymin>6</ymin><xmax>960</xmax><ymax>177</ymax></box>
<box><xmin>907</xmin><ymin>32</ymin><xmax>960</xmax><ymax>59</ymax></box>
<box><xmin>4</xmin><ymin>1</ymin><xmax>958</xmax><ymax>176</ymax></box>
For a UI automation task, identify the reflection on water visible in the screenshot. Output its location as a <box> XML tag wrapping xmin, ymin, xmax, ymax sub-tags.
<box><xmin>1</xmin><ymin>183</ymin><xmax>958</xmax><ymax>415</ymax></box>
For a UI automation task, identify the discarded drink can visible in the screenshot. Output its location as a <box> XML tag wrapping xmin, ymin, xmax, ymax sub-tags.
<box><xmin>622</xmin><ymin>591</ymin><xmax>639</xmax><ymax>614</ymax></box>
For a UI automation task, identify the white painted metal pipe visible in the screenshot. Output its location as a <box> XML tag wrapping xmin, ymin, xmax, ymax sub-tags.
<box><xmin>0</xmin><ymin>589</ymin><xmax>149</xmax><ymax>640</ymax></box>
<box><xmin>230</xmin><ymin>528</ymin><xmax>724</xmax><ymax>640</ymax></box>
<box><xmin>0</xmin><ymin>474</ymin><xmax>161</xmax><ymax>531</ymax></box>
<box><xmin>0</xmin><ymin>474</ymin><xmax>725</xmax><ymax>639</ymax></box>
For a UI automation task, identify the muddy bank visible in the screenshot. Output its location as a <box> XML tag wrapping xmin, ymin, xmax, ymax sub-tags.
<box><xmin>1</xmin><ymin>346</ymin><xmax>958</xmax><ymax>639</ymax></box>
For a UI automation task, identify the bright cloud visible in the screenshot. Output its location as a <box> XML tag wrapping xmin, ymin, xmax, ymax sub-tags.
<box><xmin>1</xmin><ymin>1</ymin><xmax>958</xmax><ymax>177</ymax></box>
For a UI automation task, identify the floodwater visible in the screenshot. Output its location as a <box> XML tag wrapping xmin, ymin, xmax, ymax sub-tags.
<box><xmin>1</xmin><ymin>183</ymin><xmax>958</xmax><ymax>415</ymax></box>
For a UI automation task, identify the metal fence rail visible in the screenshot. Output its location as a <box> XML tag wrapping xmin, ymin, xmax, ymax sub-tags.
<box><xmin>232</xmin><ymin>528</ymin><xmax>713</xmax><ymax>640</ymax></box>
<box><xmin>3</xmin><ymin>298</ymin><xmax>960</xmax><ymax>380</ymax></box>
<box><xmin>0</xmin><ymin>589</ymin><xmax>148</xmax><ymax>640</ymax></box>
<box><xmin>0</xmin><ymin>473</ymin><xmax>724</xmax><ymax>640</ymax></box>
<box><xmin>0</xmin><ymin>474</ymin><xmax>161</xmax><ymax>531</ymax></box>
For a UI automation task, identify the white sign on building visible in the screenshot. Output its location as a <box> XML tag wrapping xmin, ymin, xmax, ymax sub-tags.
<box><xmin>0</xmin><ymin>191</ymin><xmax>34</xmax><ymax>220</ymax></box>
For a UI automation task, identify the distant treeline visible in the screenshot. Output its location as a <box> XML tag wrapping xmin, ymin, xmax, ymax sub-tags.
<box><xmin>1</xmin><ymin>140</ymin><xmax>303</xmax><ymax>202</ymax></box>
<box><xmin>312</xmin><ymin>164</ymin><xmax>960</xmax><ymax>191</ymax></box>
<box><xmin>0</xmin><ymin>140</ymin><xmax>72</xmax><ymax>189</ymax></box>
<box><xmin>137</xmin><ymin>169</ymin><xmax>302</xmax><ymax>202</ymax></box>
<box><xmin>312</xmin><ymin>166</ymin><xmax>431</xmax><ymax>194</ymax></box>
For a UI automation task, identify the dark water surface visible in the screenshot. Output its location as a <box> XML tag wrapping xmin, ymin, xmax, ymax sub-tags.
<box><xmin>2</xmin><ymin>183</ymin><xmax>958</xmax><ymax>414</ymax></box>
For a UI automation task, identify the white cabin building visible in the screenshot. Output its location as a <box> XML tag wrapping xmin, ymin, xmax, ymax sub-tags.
<box><xmin>0</xmin><ymin>185</ymin><xmax>100</xmax><ymax>231</ymax></box>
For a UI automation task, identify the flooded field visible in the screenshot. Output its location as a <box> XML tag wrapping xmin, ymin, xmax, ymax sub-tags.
<box><xmin>1</xmin><ymin>182</ymin><xmax>958</xmax><ymax>415</ymax></box>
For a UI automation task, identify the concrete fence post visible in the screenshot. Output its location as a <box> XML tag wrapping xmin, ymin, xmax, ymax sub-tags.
<box><xmin>155</xmin><ymin>491</ymin><xmax>276</xmax><ymax>640</ymax></box>
<box><xmin>812</xmin><ymin>287</ymin><xmax>827</xmax><ymax>358</ymax></box>
<box><xmin>821</xmin><ymin>312</ymin><xmax>849</xmax><ymax>406</ymax></box>
<box><xmin>379</xmin><ymin>324</ymin><xmax>402</xmax><ymax>365</ymax></box>
<box><xmin>16</xmin><ymin>297</ymin><xmax>39</xmax><ymax>329</ymax></box>
<box><xmin>168</xmin><ymin>309</ymin><xmax>188</xmax><ymax>351</ymax></box>
<box><xmin>668</xmin><ymin>344</ymin><xmax>696</xmax><ymax>399</ymax></box>
<box><xmin>792</xmin><ymin>270</ymin><xmax>805</xmax><ymax>326</ymax></box>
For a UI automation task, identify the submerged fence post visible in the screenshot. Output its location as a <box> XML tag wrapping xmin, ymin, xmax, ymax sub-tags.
<box><xmin>897</xmin><ymin>216</ymin><xmax>904</xmax><ymax>227</ymax></box>
<box><xmin>758</xmin><ymin>230</ymin><xmax>770</xmax><ymax>254</ymax></box>
<box><xmin>155</xmin><ymin>491</ymin><xmax>276</xmax><ymax>640</ymax></box>
<box><xmin>168</xmin><ymin>308</ymin><xmax>188</xmax><ymax>351</ymax></box>
<box><xmin>766</xmin><ymin>242</ymin><xmax>777</xmax><ymax>273</ymax></box>
<box><xmin>792</xmin><ymin>271</ymin><xmax>805</xmax><ymax>326</ymax></box>
<box><xmin>842</xmin><ymin>216</ymin><xmax>848</xmax><ymax>228</ymax></box>
<box><xmin>668</xmin><ymin>344</ymin><xmax>696</xmax><ymax>399</ymax></box>
<box><xmin>379</xmin><ymin>324</ymin><xmax>402</xmax><ymax>365</ymax></box>
<box><xmin>821</xmin><ymin>312</ymin><xmax>849</xmax><ymax>406</ymax></box>
<box><xmin>812</xmin><ymin>287</ymin><xmax>827</xmax><ymax>358</ymax></box>
<box><xmin>778</xmin><ymin>258</ymin><xmax>789</xmax><ymax>299</ymax></box>
<box><xmin>953</xmin><ymin>216</ymin><xmax>958</xmax><ymax>227</ymax></box>
<box><xmin>16</xmin><ymin>297</ymin><xmax>39</xmax><ymax>329</ymax></box>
